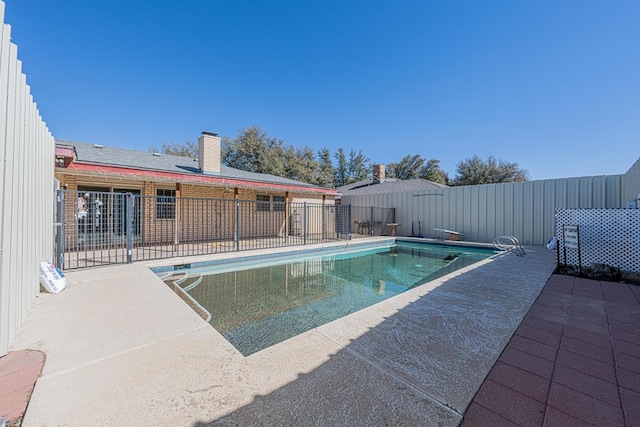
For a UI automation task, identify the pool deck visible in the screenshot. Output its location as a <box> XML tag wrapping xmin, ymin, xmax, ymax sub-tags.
<box><xmin>5</xmin><ymin>239</ymin><xmax>564</xmax><ymax>425</ymax></box>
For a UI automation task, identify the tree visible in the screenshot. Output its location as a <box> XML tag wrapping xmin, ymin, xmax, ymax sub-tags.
<box><xmin>387</xmin><ymin>155</ymin><xmax>449</xmax><ymax>184</ymax></box>
<box><xmin>285</xmin><ymin>146</ymin><xmax>319</xmax><ymax>184</ymax></box>
<box><xmin>334</xmin><ymin>148</ymin><xmax>349</xmax><ymax>187</ymax></box>
<box><xmin>346</xmin><ymin>149</ymin><xmax>370</xmax><ymax>183</ymax></box>
<box><xmin>421</xmin><ymin>159</ymin><xmax>449</xmax><ymax>185</ymax></box>
<box><xmin>316</xmin><ymin>147</ymin><xmax>334</xmax><ymax>187</ymax></box>
<box><xmin>222</xmin><ymin>126</ymin><xmax>287</xmax><ymax>176</ymax></box>
<box><xmin>222</xmin><ymin>126</ymin><xmax>329</xmax><ymax>185</ymax></box>
<box><xmin>149</xmin><ymin>141</ymin><xmax>198</xmax><ymax>158</ymax></box>
<box><xmin>334</xmin><ymin>148</ymin><xmax>371</xmax><ymax>187</ymax></box>
<box><xmin>387</xmin><ymin>154</ymin><xmax>425</xmax><ymax>179</ymax></box>
<box><xmin>452</xmin><ymin>155</ymin><xmax>529</xmax><ymax>186</ymax></box>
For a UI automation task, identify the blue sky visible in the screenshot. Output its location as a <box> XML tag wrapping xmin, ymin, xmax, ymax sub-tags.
<box><xmin>5</xmin><ymin>0</ymin><xmax>639</xmax><ymax>180</ymax></box>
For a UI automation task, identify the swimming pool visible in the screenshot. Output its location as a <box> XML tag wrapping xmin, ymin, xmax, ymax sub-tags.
<box><xmin>159</xmin><ymin>241</ymin><xmax>496</xmax><ymax>356</ymax></box>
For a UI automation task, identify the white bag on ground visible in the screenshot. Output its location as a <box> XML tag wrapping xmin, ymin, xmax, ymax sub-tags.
<box><xmin>39</xmin><ymin>261</ymin><xmax>67</xmax><ymax>294</ymax></box>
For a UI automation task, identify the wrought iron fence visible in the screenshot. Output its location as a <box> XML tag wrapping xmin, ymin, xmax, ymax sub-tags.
<box><xmin>55</xmin><ymin>190</ymin><xmax>394</xmax><ymax>270</ymax></box>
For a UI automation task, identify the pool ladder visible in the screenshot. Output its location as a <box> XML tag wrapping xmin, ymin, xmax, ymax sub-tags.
<box><xmin>493</xmin><ymin>235</ymin><xmax>526</xmax><ymax>256</ymax></box>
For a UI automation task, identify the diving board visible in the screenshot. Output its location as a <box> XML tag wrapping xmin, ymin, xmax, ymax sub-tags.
<box><xmin>433</xmin><ymin>228</ymin><xmax>465</xmax><ymax>241</ymax></box>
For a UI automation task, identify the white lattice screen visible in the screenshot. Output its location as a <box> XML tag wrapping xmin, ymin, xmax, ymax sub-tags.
<box><xmin>555</xmin><ymin>209</ymin><xmax>640</xmax><ymax>272</ymax></box>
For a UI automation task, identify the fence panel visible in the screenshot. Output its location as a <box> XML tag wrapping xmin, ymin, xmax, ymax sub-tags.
<box><xmin>341</xmin><ymin>173</ymin><xmax>630</xmax><ymax>246</ymax></box>
<box><xmin>0</xmin><ymin>0</ymin><xmax>55</xmax><ymax>356</ymax></box>
<box><xmin>56</xmin><ymin>192</ymin><xmax>394</xmax><ymax>269</ymax></box>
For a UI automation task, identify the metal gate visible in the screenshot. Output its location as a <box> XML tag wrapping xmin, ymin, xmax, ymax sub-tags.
<box><xmin>55</xmin><ymin>190</ymin><xmax>395</xmax><ymax>270</ymax></box>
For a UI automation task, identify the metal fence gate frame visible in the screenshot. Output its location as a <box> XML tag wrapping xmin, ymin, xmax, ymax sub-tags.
<box><xmin>55</xmin><ymin>190</ymin><xmax>395</xmax><ymax>270</ymax></box>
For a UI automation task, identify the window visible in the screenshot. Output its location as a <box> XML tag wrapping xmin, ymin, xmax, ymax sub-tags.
<box><xmin>256</xmin><ymin>195</ymin><xmax>271</xmax><ymax>212</ymax></box>
<box><xmin>256</xmin><ymin>195</ymin><xmax>286</xmax><ymax>212</ymax></box>
<box><xmin>273</xmin><ymin>195</ymin><xmax>286</xmax><ymax>212</ymax></box>
<box><xmin>156</xmin><ymin>189</ymin><xmax>176</xmax><ymax>219</ymax></box>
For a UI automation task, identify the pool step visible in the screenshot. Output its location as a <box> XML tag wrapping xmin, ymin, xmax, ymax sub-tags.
<box><xmin>162</xmin><ymin>272</ymin><xmax>202</xmax><ymax>289</ymax></box>
<box><xmin>162</xmin><ymin>273</ymin><xmax>211</xmax><ymax>322</ymax></box>
<box><xmin>181</xmin><ymin>275</ymin><xmax>203</xmax><ymax>292</ymax></box>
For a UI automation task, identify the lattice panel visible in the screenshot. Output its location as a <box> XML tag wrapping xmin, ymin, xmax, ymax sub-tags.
<box><xmin>555</xmin><ymin>209</ymin><xmax>640</xmax><ymax>272</ymax></box>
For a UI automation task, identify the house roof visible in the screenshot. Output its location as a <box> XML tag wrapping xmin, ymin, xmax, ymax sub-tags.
<box><xmin>337</xmin><ymin>177</ymin><xmax>447</xmax><ymax>196</ymax></box>
<box><xmin>56</xmin><ymin>140</ymin><xmax>336</xmax><ymax>194</ymax></box>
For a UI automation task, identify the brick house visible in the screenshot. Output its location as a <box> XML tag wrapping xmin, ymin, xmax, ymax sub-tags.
<box><xmin>54</xmin><ymin>132</ymin><xmax>338</xmax><ymax>247</ymax></box>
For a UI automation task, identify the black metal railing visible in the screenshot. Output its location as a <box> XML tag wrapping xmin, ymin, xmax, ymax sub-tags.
<box><xmin>55</xmin><ymin>190</ymin><xmax>394</xmax><ymax>269</ymax></box>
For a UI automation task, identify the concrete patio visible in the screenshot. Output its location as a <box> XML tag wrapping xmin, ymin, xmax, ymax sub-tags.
<box><xmin>8</xmin><ymin>239</ymin><xmax>557</xmax><ymax>425</ymax></box>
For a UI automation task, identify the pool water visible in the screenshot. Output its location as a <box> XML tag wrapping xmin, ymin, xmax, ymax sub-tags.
<box><xmin>180</xmin><ymin>242</ymin><xmax>495</xmax><ymax>356</ymax></box>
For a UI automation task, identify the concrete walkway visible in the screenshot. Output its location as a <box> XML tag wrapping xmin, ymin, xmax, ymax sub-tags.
<box><xmin>462</xmin><ymin>274</ymin><xmax>640</xmax><ymax>426</ymax></box>
<box><xmin>9</xmin><ymin>241</ymin><xmax>556</xmax><ymax>425</ymax></box>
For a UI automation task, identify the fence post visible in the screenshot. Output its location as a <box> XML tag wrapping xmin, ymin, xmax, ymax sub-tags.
<box><xmin>320</xmin><ymin>200</ymin><xmax>327</xmax><ymax>242</ymax></box>
<box><xmin>303</xmin><ymin>202</ymin><xmax>307</xmax><ymax>245</ymax></box>
<box><xmin>285</xmin><ymin>201</ymin><xmax>289</xmax><ymax>244</ymax></box>
<box><xmin>235</xmin><ymin>199</ymin><xmax>240</xmax><ymax>251</ymax></box>
<box><xmin>55</xmin><ymin>190</ymin><xmax>64</xmax><ymax>269</ymax></box>
<box><xmin>126</xmin><ymin>193</ymin><xmax>133</xmax><ymax>263</ymax></box>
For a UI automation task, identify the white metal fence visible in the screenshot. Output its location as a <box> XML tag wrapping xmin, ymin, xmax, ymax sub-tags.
<box><xmin>0</xmin><ymin>1</ymin><xmax>56</xmax><ymax>356</ymax></box>
<box><xmin>342</xmin><ymin>173</ymin><xmax>638</xmax><ymax>246</ymax></box>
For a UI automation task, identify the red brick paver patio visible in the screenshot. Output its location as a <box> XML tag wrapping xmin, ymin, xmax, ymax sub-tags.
<box><xmin>462</xmin><ymin>274</ymin><xmax>640</xmax><ymax>426</ymax></box>
<box><xmin>0</xmin><ymin>350</ymin><xmax>45</xmax><ymax>426</ymax></box>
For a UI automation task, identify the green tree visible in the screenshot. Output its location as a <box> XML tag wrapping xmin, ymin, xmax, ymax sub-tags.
<box><xmin>453</xmin><ymin>155</ymin><xmax>529</xmax><ymax>186</ymax></box>
<box><xmin>222</xmin><ymin>126</ymin><xmax>287</xmax><ymax>176</ymax></box>
<box><xmin>387</xmin><ymin>154</ymin><xmax>449</xmax><ymax>184</ymax></box>
<box><xmin>334</xmin><ymin>148</ymin><xmax>349</xmax><ymax>187</ymax></box>
<box><xmin>149</xmin><ymin>141</ymin><xmax>198</xmax><ymax>157</ymax></box>
<box><xmin>421</xmin><ymin>158</ymin><xmax>449</xmax><ymax>185</ymax></box>
<box><xmin>387</xmin><ymin>154</ymin><xmax>425</xmax><ymax>179</ymax></box>
<box><xmin>284</xmin><ymin>146</ymin><xmax>319</xmax><ymax>184</ymax></box>
<box><xmin>316</xmin><ymin>147</ymin><xmax>334</xmax><ymax>187</ymax></box>
<box><xmin>346</xmin><ymin>149</ymin><xmax>370</xmax><ymax>183</ymax></box>
<box><xmin>333</xmin><ymin>148</ymin><xmax>371</xmax><ymax>187</ymax></box>
<box><xmin>222</xmin><ymin>126</ymin><xmax>329</xmax><ymax>185</ymax></box>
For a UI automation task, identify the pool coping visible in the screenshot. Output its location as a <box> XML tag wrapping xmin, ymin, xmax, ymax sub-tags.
<box><xmin>149</xmin><ymin>237</ymin><xmax>397</xmax><ymax>274</ymax></box>
<box><xmin>150</xmin><ymin>236</ymin><xmax>500</xmax><ymax>275</ymax></box>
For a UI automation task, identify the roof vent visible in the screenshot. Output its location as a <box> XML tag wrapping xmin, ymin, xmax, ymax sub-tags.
<box><xmin>93</xmin><ymin>144</ymin><xmax>104</xmax><ymax>149</ymax></box>
<box><xmin>153</xmin><ymin>152</ymin><xmax>162</xmax><ymax>157</ymax></box>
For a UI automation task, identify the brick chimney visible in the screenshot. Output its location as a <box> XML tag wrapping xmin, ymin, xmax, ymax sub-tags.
<box><xmin>373</xmin><ymin>164</ymin><xmax>385</xmax><ymax>183</ymax></box>
<box><xmin>198</xmin><ymin>131</ymin><xmax>221</xmax><ymax>174</ymax></box>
